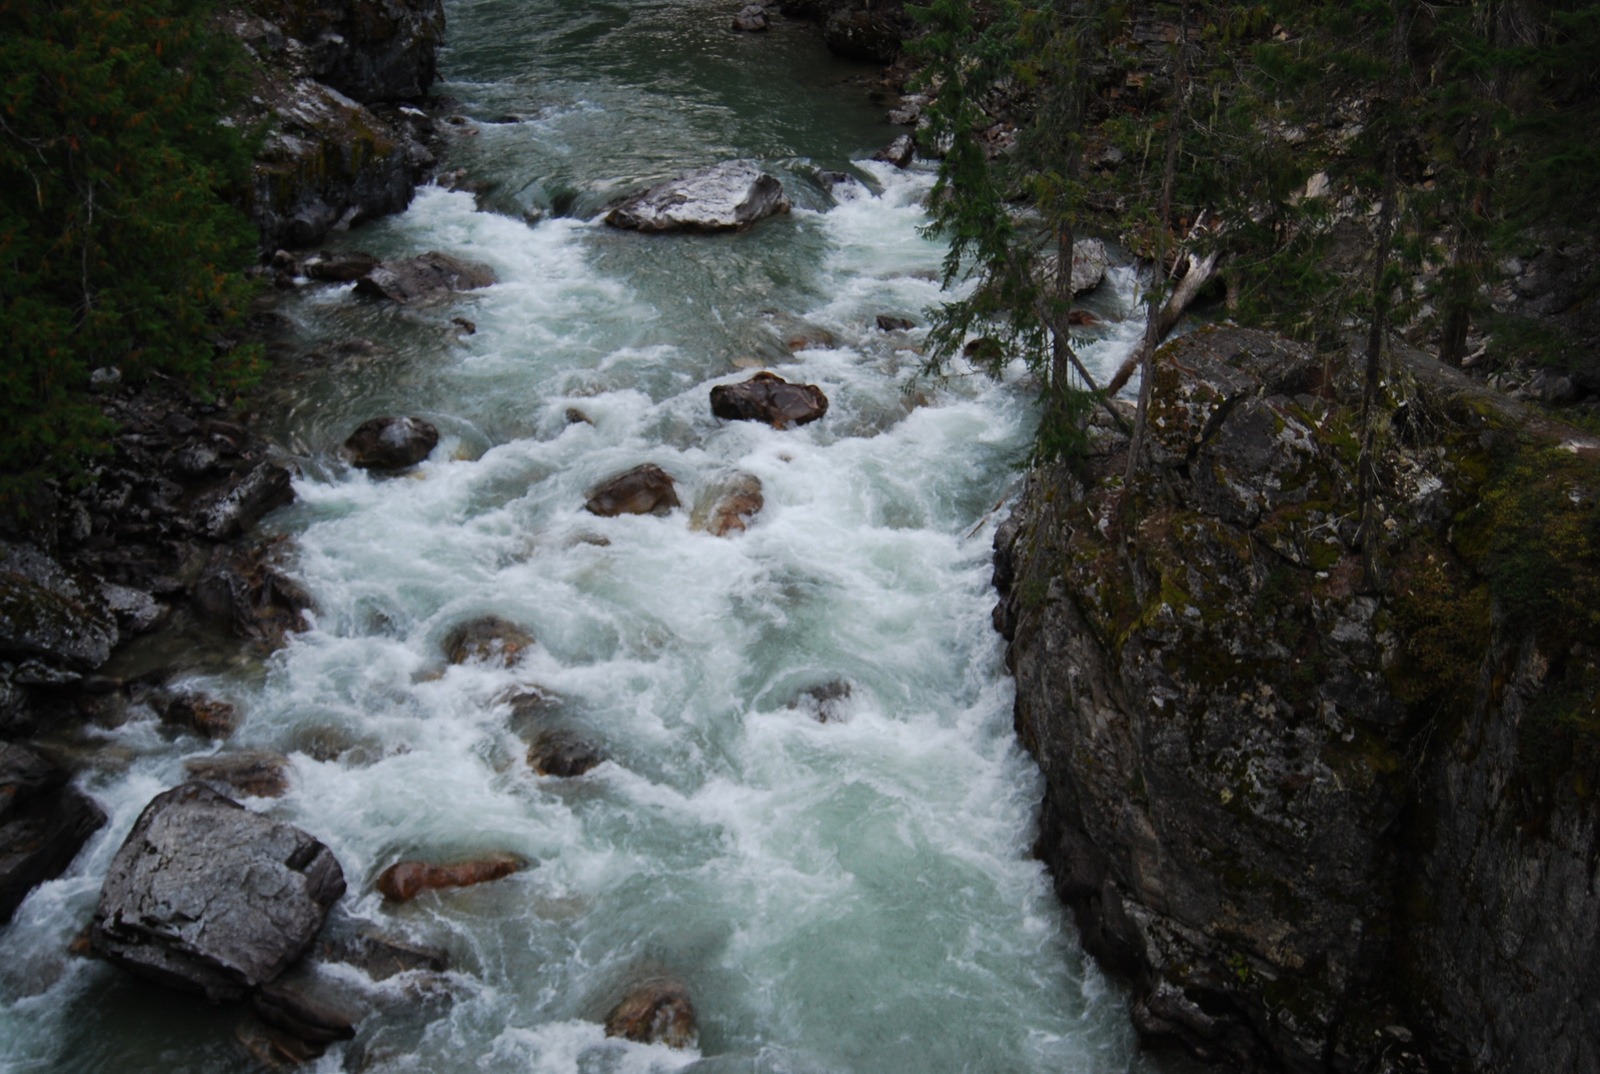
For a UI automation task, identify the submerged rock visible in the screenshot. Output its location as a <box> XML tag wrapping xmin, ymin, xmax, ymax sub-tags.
<box><xmin>527</xmin><ymin>730</ymin><xmax>604</xmax><ymax>777</ymax></box>
<box><xmin>443</xmin><ymin>616</ymin><xmax>535</xmax><ymax>667</ymax></box>
<box><xmin>162</xmin><ymin>693</ymin><xmax>239</xmax><ymax>740</ymax></box>
<box><xmin>353</xmin><ymin>251</ymin><xmax>496</xmax><ymax>303</ymax></box>
<box><xmin>184</xmin><ymin>751</ymin><xmax>291</xmax><ymax>798</ymax></box>
<box><xmin>690</xmin><ymin>473</ymin><xmax>764</xmax><ymax>537</ymax></box>
<box><xmin>0</xmin><ymin>743</ymin><xmax>106</xmax><ymax>923</ymax></box>
<box><xmin>375</xmin><ymin>856</ymin><xmax>521</xmax><ymax>902</ymax></box>
<box><xmin>344</xmin><ymin>416</ymin><xmax>440</xmax><ymax>470</ymax></box>
<box><xmin>604</xmin><ymin>160</ymin><xmax>791</xmax><ymax>233</ymax></box>
<box><xmin>604</xmin><ymin>974</ymin><xmax>698</xmax><ymax>1048</ymax></box>
<box><xmin>90</xmin><ymin>782</ymin><xmax>346</xmax><ymax>1002</ymax></box>
<box><xmin>585</xmin><ymin>465</ymin><xmax>681</xmax><ymax>517</ymax></box>
<box><xmin>710</xmin><ymin>372</ymin><xmax>828</xmax><ymax>429</ymax></box>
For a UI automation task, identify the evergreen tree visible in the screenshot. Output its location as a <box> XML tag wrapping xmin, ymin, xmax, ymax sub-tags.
<box><xmin>0</xmin><ymin>0</ymin><xmax>263</xmax><ymax>507</ymax></box>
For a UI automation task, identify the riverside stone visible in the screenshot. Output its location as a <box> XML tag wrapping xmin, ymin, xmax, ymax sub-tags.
<box><xmin>604</xmin><ymin>160</ymin><xmax>790</xmax><ymax>233</ymax></box>
<box><xmin>90</xmin><ymin>782</ymin><xmax>345</xmax><ymax>1002</ymax></box>
<box><xmin>0</xmin><ymin>743</ymin><xmax>106</xmax><ymax>923</ymax></box>
<box><xmin>585</xmin><ymin>465</ymin><xmax>681</xmax><ymax>517</ymax></box>
<box><xmin>710</xmin><ymin>372</ymin><xmax>828</xmax><ymax>429</ymax></box>
<box><xmin>443</xmin><ymin>616</ymin><xmax>535</xmax><ymax>666</ymax></box>
<box><xmin>375</xmin><ymin>856</ymin><xmax>521</xmax><ymax>902</ymax></box>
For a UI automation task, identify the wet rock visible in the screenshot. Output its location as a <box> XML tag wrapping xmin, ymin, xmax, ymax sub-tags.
<box><xmin>873</xmin><ymin>134</ymin><xmax>915</xmax><ymax>169</ymax></box>
<box><xmin>585</xmin><ymin>465</ymin><xmax>681</xmax><ymax>517</ymax></box>
<box><xmin>90</xmin><ymin>782</ymin><xmax>346</xmax><ymax>1002</ymax></box>
<box><xmin>353</xmin><ymin>251</ymin><xmax>497</xmax><ymax>303</ymax></box>
<box><xmin>710</xmin><ymin>372</ymin><xmax>829</xmax><ymax>429</ymax></box>
<box><xmin>375</xmin><ymin>856</ymin><xmax>521</xmax><ymax>902</ymax></box>
<box><xmin>0</xmin><ymin>743</ymin><xmax>107</xmax><ymax>923</ymax></box>
<box><xmin>344</xmin><ymin>416</ymin><xmax>440</xmax><ymax>471</ymax></box>
<box><xmin>690</xmin><ymin>473</ymin><xmax>764</xmax><ymax>537</ymax></box>
<box><xmin>604</xmin><ymin>974</ymin><xmax>698</xmax><ymax>1048</ymax></box>
<box><xmin>234</xmin><ymin>1010</ymin><xmax>327</xmax><ymax>1067</ymax></box>
<box><xmin>815</xmin><ymin>170</ymin><xmax>865</xmax><ymax>199</ymax></box>
<box><xmin>443</xmin><ymin>616</ymin><xmax>535</xmax><ymax>666</ymax></box>
<box><xmin>163</xmin><ymin>694</ymin><xmax>239</xmax><ymax>740</ymax></box>
<box><xmin>823</xmin><ymin>7</ymin><xmax>902</xmax><ymax>63</ymax></box>
<box><xmin>732</xmin><ymin>4</ymin><xmax>769</xmax><ymax>30</ymax></box>
<box><xmin>250</xmin><ymin>0</ymin><xmax>444</xmax><ymax>104</ymax></box>
<box><xmin>604</xmin><ymin>160</ymin><xmax>791</xmax><ymax>233</ymax></box>
<box><xmin>98</xmin><ymin>582</ymin><xmax>168</xmax><ymax>636</ymax></box>
<box><xmin>788</xmin><ymin>680</ymin><xmax>852</xmax><ymax>723</ymax></box>
<box><xmin>565</xmin><ymin>407</ymin><xmax>594</xmax><ymax>426</ymax></box>
<box><xmin>527</xmin><ymin>730</ymin><xmax>603</xmax><ymax>777</ymax></box>
<box><xmin>0</xmin><ymin>543</ymin><xmax>118</xmax><ymax>671</ymax></box>
<box><xmin>316</xmin><ymin>920</ymin><xmax>448</xmax><ymax>979</ymax></box>
<box><xmin>252</xmin><ymin>967</ymin><xmax>362</xmax><ymax>1045</ymax></box>
<box><xmin>184</xmin><ymin>751</ymin><xmax>291</xmax><ymax>798</ymax></box>
<box><xmin>190</xmin><ymin>461</ymin><xmax>296</xmax><ymax>541</ymax></box>
<box><xmin>876</xmin><ymin>314</ymin><xmax>914</xmax><ymax>332</ymax></box>
<box><xmin>300</xmin><ymin>250</ymin><xmax>380</xmax><ymax>283</ymax></box>
<box><xmin>192</xmin><ymin>540</ymin><xmax>312</xmax><ymax>646</ymax></box>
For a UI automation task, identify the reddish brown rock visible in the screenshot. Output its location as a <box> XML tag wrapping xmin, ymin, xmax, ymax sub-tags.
<box><xmin>527</xmin><ymin>730</ymin><xmax>603</xmax><ymax>778</ymax></box>
<box><xmin>376</xmin><ymin>856</ymin><xmax>520</xmax><ymax>902</ymax></box>
<box><xmin>690</xmin><ymin>473</ymin><xmax>764</xmax><ymax>537</ymax></box>
<box><xmin>184</xmin><ymin>751</ymin><xmax>290</xmax><ymax>797</ymax></box>
<box><xmin>584</xmin><ymin>465</ymin><xmax>680</xmax><ymax>517</ymax></box>
<box><xmin>710</xmin><ymin>372</ymin><xmax>828</xmax><ymax>430</ymax></box>
<box><xmin>443</xmin><ymin>616</ymin><xmax>534</xmax><ymax>666</ymax></box>
<box><xmin>163</xmin><ymin>694</ymin><xmax>238</xmax><ymax>739</ymax></box>
<box><xmin>604</xmin><ymin>975</ymin><xmax>697</xmax><ymax>1049</ymax></box>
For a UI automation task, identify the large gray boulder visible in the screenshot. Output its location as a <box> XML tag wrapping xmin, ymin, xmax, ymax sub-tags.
<box><xmin>90</xmin><ymin>782</ymin><xmax>345</xmax><ymax>1002</ymax></box>
<box><xmin>605</xmin><ymin>161</ymin><xmax>791</xmax><ymax>233</ymax></box>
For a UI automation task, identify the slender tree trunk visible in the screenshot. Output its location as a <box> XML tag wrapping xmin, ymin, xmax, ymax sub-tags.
<box><xmin>1356</xmin><ymin>3</ymin><xmax>1411</xmax><ymax>583</ymax></box>
<box><xmin>1122</xmin><ymin>0</ymin><xmax>1188</xmax><ymax>486</ymax></box>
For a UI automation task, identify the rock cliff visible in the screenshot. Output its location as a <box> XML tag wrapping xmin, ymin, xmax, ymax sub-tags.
<box><xmin>994</xmin><ymin>325</ymin><xmax>1600</xmax><ymax>1072</ymax></box>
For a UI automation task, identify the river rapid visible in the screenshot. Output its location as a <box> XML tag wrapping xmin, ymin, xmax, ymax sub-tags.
<box><xmin>0</xmin><ymin>2</ymin><xmax>1173</xmax><ymax>1072</ymax></box>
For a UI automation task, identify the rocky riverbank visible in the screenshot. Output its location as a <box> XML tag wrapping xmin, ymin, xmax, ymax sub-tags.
<box><xmin>993</xmin><ymin>325</ymin><xmax>1600</xmax><ymax>1073</ymax></box>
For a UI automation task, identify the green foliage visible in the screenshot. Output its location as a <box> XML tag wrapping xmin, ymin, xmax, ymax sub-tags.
<box><xmin>0</xmin><ymin>0</ymin><xmax>264</xmax><ymax>506</ymax></box>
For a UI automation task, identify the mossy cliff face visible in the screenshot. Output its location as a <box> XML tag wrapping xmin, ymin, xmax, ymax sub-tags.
<box><xmin>994</xmin><ymin>325</ymin><xmax>1600</xmax><ymax>1073</ymax></box>
<box><xmin>224</xmin><ymin>1</ymin><xmax>444</xmax><ymax>250</ymax></box>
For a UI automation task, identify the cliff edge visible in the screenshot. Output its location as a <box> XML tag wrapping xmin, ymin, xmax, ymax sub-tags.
<box><xmin>995</xmin><ymin>325</ymin><xmax>1600</xmax><ymax>1073</ymax></box>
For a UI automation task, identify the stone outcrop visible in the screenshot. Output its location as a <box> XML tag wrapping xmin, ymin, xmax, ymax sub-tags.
<box><xmin>993</xmin><ymin>324</ymin><xmax>1600</xmax><ymax>1072</ymax></box>
<box><xmin>90</xmin><ymin>782</ymin><xmax>346</xmax><ymax>1002</ymax></box>
<box><xmin>710</xmin><ymin>372</ymin><xmax>829</xmax><ymax>429</ymax></box>
<box><xmin>226</xmin><ymin>0</ymin><xmax>446</xmax><ymax>250</ymax></box>
<box><xmin>604</xmin><ymin>160</ymin><xmax>791</xmax><ymax>233</ymax></box>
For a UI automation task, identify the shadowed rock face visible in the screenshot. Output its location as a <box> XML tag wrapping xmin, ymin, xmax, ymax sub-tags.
<box><xmin>352</xmin><ymin>252</ymin><xmax>496</xmax><ymax>303</ymax></box>
<box><xmin>604</xmin><ymin>974</ymin><xmax>697</xmax><ymax>1048</ymax></box>
<box><xmin>996</xmin><ymin>325</ymin><xmax>1600</xmax><ymax>1073</ymax></box>
<box><xmin>252</xmin><ymin>0</ymin><xmax>446</xmax><ymax>104</ymax></box>
<box><xmin>90</xmin><ymin>782</ymin><xmax>345</xmax><ymax>1003</ymax></box>
<box><xmin>585</xmin><ymin>465</ymin><xmax>681</xmax><ymax>517</ymax></box>
<box><xmin>0</xmin><ymin>743</ymin><xmax>106</xmax><ymax>923</ymax></box>
<box><xmin>604</xmin><ymin>160</ymin><xmax>791</xmax><ymax>232</ymax></box>
<box><xmin>375</xmin><ymin>857</ymin><xmax>520</xmax><ymax>901</ymax></box>
<box><xmin>710</xmin><ymin>372</ymin><xmax>828</xmax><ymax>429</ymax></box>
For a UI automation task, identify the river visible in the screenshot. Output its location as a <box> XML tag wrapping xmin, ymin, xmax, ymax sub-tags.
<box><xmin>0</xmin><ymin>2</ymin><xmax>1172</xmax><ymax>1072</ymax></box>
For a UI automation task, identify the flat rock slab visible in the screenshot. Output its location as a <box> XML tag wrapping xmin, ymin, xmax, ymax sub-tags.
<box><xmin>604</xmin><ymin>160</ymin><xmax>791</xmax><ymax>233</ymax></box>
<box><xmin>91</xmin><ymin>782</ymin><xmax>345</xmax><ymax>1002</ymax></box>
<box><xmin>353</xmin><ymin>251</ymin><xmax>496</xmax><ymax>303</ymax></box>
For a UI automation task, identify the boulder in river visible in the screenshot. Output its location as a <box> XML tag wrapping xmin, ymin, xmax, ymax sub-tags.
<box><xmin>344</xmin><ymin>416</ymin><xmax>440</xmax><ymax>471</ymax></box>
<box><xmin>90</xmin><ymin>782</ymin><xmax>346</xmax><ymax>1002</ymax></box>
<box><xmin>353</xmin><ymin>251</ymin><xmax>497</xmax><ymax>303</ymax></box>
<box><xmin>375</xmin><ymin>856</ymin><xmax>521</xmax><ymax>902</ymax></box>
<box><xmin>1070</xmin><ymin>237</ymin><xmax>1109</xmax><ymax>294</ymax></box>
<box><xmin>251</xmin><ymin>966</ymin><xmax>363</xmax><ymax>1047</ymax></box>
<box><xmin>444</xmin><ymin>616</ymin><xmax>535</xmax><ymax>667</ymax></box>
<box><xmin>690</xmin><ymin>473</ymin><xmax>764</xmax><ymax>537</ymax></box>
<box><xmin>604</xmin><ymin>160</ymin><xmax>791</xmax><ymax>233</ymax></box>
<box><xmin>585</xmin><ymin>464</ymin><xmax>681</xmax><ymax>517</ymax></box>
<box><xmin>0</xmin><ymin>743</ymin><xmax>107</xmax><ymax>923</ymax></box>
<box><xmin>604</xmin><ymin>973</ymin><xmax>698</xmax><ymax>1048</ymax></box>
<box><xmin>731</xmin><ymin>4</ymin><xmax>769</xmax><ymax>31</ymax></box>
<box><xmin>184</xmin><ymin>751</ymin><xmax>291</xmax><ymax>798</ymax></box>
<box><xmin>873</xmin><ymin>134</ymin><xmax>915</xmax><ymax>169</ymax></box>
<box><xmin>162</xmin><ymin>693</ymin><xmax>239</xmax><ymax>740</ymax></box>
<box><xmin>300</xmin><ymin>250</ymin><xmax>380</xmax><ymax>283</ymax></box>
<box><xmin>710</xmin><ymin>372</ymin><xmax>828</xmax><ymax>429</ymax></box>
<box><xmin>527</xmin><ymin>730</ymin><xmax>604</xmax><ymax>777</ymax></box>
